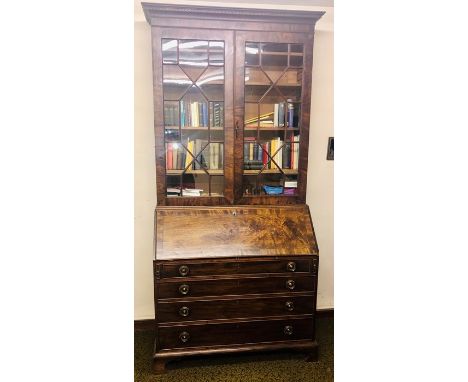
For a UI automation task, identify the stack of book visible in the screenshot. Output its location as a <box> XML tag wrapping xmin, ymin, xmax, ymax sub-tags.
<box><xmin>283</xmin><ymin>180</ymin><xmax>298</xmax><ymax>195</ymax></box>
<box><xmin>182</xmin><ymin>188</ymin><xmax>204</xmax><ymax>197</ymax></box>
<box><xmin>166</xmin><ymin>141</ymin><xmax>224</xmax><ymax>170</ymax></box>
<box><xmin>244</xmin><ymin>101</ymin><xmax>296</xmax><ymax>128</ymax></box>
<box><xmin>243</xmin><ymin>135</ymin><xmax>300</xmax><ymax>170</ymax></box>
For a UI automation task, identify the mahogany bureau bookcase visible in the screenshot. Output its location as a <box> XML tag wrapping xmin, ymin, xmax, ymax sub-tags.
<box><xmin>141</xmin><ymin>2</ymin><xmax>324</xmax><ymax>373</ymax></box>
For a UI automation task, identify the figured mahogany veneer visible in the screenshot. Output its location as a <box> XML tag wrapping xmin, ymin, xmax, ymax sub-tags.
<box><xmin>157</xmin><ymin>294</ymin><xmax>315</xmax><ymax>323</ymax></box>
<box><xmin>155</xmin><ymin>205</ymin><xmax>318</xmax><ymax>260</ymax></box>
<box><xmin>157</xmin><ymin>317</ymin><xmax>315</xmax><ymax>350</ymax></box>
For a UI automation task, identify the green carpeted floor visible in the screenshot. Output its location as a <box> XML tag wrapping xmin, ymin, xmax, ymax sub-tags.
<box><xmin>134</xmin><ymin>316</ymin><xmax>333</xmax><ymax>382</ymax></box>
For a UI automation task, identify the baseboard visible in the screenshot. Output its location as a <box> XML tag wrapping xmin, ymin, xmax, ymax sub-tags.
<box><xmin>135</xmin><ymin>319</ymin><xmax>156</xmax><ymax>331</ymax></box>
<box><xmin>134</xmin><ymin>309</ymin><xmax>333</xmax><ymax>331</ymax></box>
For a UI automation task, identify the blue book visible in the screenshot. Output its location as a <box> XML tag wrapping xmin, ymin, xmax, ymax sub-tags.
<box><xmin>203</xmin><ymin>103</ymin><xmax>209</xmax><ymax>127</ymax></box>
<box><xmin>180</xmin><ymin>101</ymin><xmax>185</xmax><ymax>127</ymax></box>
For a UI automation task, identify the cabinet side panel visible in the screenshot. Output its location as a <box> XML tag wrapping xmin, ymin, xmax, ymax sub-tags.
<box><xmin>151</xmin><ymin>27</ymin><xmax>167</xmax><ymax>205</ymax></box>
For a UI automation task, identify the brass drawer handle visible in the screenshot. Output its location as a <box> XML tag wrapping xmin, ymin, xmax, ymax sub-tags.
<box><xmin>179</xmin><ymin>306</ymin><xmax>190</xmax><ymax>317</ymax></box>
<box><xmin>286</xmin><ymin>279</ymin><xmax>295</xmax><ymax>290</ymax></box>
<box><xmin>284</xmin><ymin>325</ymin><xmax>293</xmax><ymax>336</ymax></box>
<box><xmin>287</xmin><ymin>261</ymin><xmax>296</xmax><ymax>272</ymax></box>
<box><xmin>285</xmin><ymin>301</ymin><xmax>294</xmax><ymax>311</ymax></box>
<box><xmin>179</xmin><ymin>331</ymin><xmax>190</xmax><ymax>343</ymax></box>
<box><xmin>179</xmin><ymin>265</ymin><xmax>190</xmax><ymax>277</ymax></box>
<box><xmin>179</xmin><ymin>284</ymin><xmax>190</xmax><ymax>295</ymax></box>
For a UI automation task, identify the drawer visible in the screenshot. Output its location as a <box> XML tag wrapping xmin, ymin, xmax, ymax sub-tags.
<box><xmin>157</xmin><ymin>275</ymin><xmax>315</xmax><ymax>299</ymax></box>
<box><xmin>158</xmin><ymin>317</ymin><xmax>315</xmax><ymax>350</ymax></box>
<box><xmin>157</xmin><ymin>294</ymin><xmax>315</xmax><ymax>323</ymax></box>
<box><xmin>157</xmin><ymin>258</ymin><xmax>312</xmax><ymax>278</ymax></box>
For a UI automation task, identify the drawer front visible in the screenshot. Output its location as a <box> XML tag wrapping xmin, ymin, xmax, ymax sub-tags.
<box><xmin>159</xmin><ymin>262</ymin><xmax>238</xmax><ymax>278</ymax></box>
<box><xmin>157</xmin><ymin>275</ymin><xmax>315</xmax><ymax>299</ymax></box>
<box><xmin>158</xmin><ymin>317</ymin><xmax>314</xmax><ymax>350</ymax></box>
<box><xmin>158</xmin><ymin>258</ymin><xmax>311</xmax><ymax>278</ymax></box>
<box><xmin>157</xmin><ymin>295</ymin><xmax>315</xmax><ymax>323</ymax></box>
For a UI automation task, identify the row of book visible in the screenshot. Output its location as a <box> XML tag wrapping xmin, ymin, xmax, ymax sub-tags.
<box><xmin>243</xmin><ymin>136</ymin><xmax>300</xmax><ymax>170</ymax></box>
<box><xmin>164</xmin><ymin>101</ymin><xmax>224</xmax><ymax>128</ymax></box>
<box><xmin>245</xmin><ymin>101</ymin><xmax>296</xmax><ymax>128</ymax></box>
<box><xmin>166</xmin><ymin>141</ymin><xmax>224</xmax><ymax>170</ymax></box>
<box><xmin>167</xmin><ymin>187</ymin><xmax>205</xmax><ymax>197</ymax></box>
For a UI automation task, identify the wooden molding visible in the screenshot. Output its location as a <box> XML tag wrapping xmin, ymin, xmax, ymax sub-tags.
<box><xmin>141</xmin><ymin>2</ymin><xmax>325</xmax><ymax>26</ymax></box>
<box><xmin>134</xmin><ymin>309</ymin><xmax>333</xmax><ymax>331</ymax></box>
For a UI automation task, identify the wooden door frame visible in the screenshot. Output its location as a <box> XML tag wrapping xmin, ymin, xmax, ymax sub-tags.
<box><xmin>151</xmin><ymin>27</ymin><xmax>235</xmax><ymax>206</ymax></box>
<box><xmin>233</xmin><ymin>30</ymin><xmax>316</xmax><ymax>205</ymax></box>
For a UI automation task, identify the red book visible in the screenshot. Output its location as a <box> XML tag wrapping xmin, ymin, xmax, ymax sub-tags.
<box><xmin>167</xmin><ymin>143</ymin><xmax>173</xmax><ymax>170</ymax></box>
<box><xmin>262</xmin><ymin>143</ymin><xmax>268</xmax><ymax>165</ymax></box>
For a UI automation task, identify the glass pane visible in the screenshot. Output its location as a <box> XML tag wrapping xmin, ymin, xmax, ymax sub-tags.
<box><xmin>277</xmin><ymin>69</ymin><xmax>302</xmax><ymax>87</ymax></box>
<box><xmin>283</xmin><ymin>174</ymin><xmax>298</xmax><ymax>195</ymax></box>
<box><xmin>182</xmin><ymin>173</ymin><xmax>209</xmax><ymax>197</ymax></box>
<box><xmin>243</xmin><ymin>174</ymin><xmax>261</xmax><ymax>196</ymax></box>
<box><xmin>244</xmin><ymin>140</ymin><xmax>264</xmax><ymax>170</ymax></box>
<box><xmin>290</xmin><ymin>44</ymin><xmax>303</xmax><ymax>53</ymax></box>
<box><xmin>162</xmin><ymin>38</ymin><xmax>225</xmax><ymax>198</ymax></box>
<box><xmin>165</xmin><ymin>142</ymin><xmax>187</xmax><ymax>170</ymax></box>
<box><xmin>164</xmin><ymin>129</ymin><xmax>179</xmax><ymax>142</ymax></box>
<box><xmin>210</xmin><ymin>176</ymin><xmax>224</xmax><ymax>196</ymax></box>
<box><xmin>179</xmin><ymin>40</ymin><xmax>208</xmax><ymax>67</ymax></box>
<box><xmin>244</xmin><ymin>103</ymin><xmax>259</xmax><ymax>128</ymax></box>
<box><xmin>244</xmin><ymin>129</ymin><xmax>257</xmax><ymax>139</ymax></box>
<box><xmin>259</xmin><ymin>173</ymin><xmax>284</xmax><ymax>195</ymax></box>
<box><xmin>166</xmin><ymin>175</ymin><xmax>181</xmax><ymax>197</ymax></box>
<box><xmin>245</xmin><ymin>68</ymin><xmax>271</xmax><ymax>103</ymax></box>
<box><xmin>162</xmin><ymin>39</ymin><xmax>177</xmax><ymax>64</ymax></box>
<box><xmin>259</xmin><ymin>88</ymin><xmax>286</xmax><ymax>128</ymax></box>
<box><xmin>286</xmin><ymin>102</ymin><xmax>301</xmax><ymax>128</ymax></box>
<box><xmin>209</xmin><ymin>102</ymin><xmax>224</xmax><ymax>128</ymax></box>
<box><xmin>180</xmin><ymin>134</ymin><xmax>209</xmax><ymax>171</ymax></box>
<box><xmin>197</xmin><ymin>67</ymin><xmax>224</xmax><ymax>101</ymax></box>
<box><xmin>290</xmin><ymin>55</ymin><xmax>303</xmax><ymax>67</ymax></box>
<box><xmin>242</xmin><ymin>41</ymin><xmax>302</xmax><ymax>197</ymax></box>
<box><xmin>209</xmin><ymin>41</ymin><xmax>224</xmax><ymax>66</ymax></box>
<box><xmin>289</xmin><ymin>43</ymin><xmax>304</xmax><ymax>67</ymax></box>
<box><xmin>210</xmin><ymin>129</ymin><xmax>224</xmax><ymax>141</ymax></box>
<box><xmin>245</xmin><ymin>67</ymin><xmax>271</xmax><ymax>86</ymax></box>
<box><xmin>164</xmin><ymin>101</ymin><xmax>179</xmax><ymax>128</ymax></box>
<box><xmin>180</xmin><ymin>86</ymin><xmax>209</xmax><ymax>128</ymax></box>
<box><xmin>261</xmin><ymin>43</ymin><xmax>288</xmax><ymax>53</ymax></box>
<box><xmin>163</xmin><ymin>65</ymin><xmax>191</xmax><ymax>100</ymax></box>
<box><xmin>198</xmin><ymin>143</ymin><xmax>224</xmax><ymax>171</ymax></box>
<box><xmin>259</xmin><ymin>129</ymin><xmax>285</xmax><ymax>142</ymax></box>
<box><xmin>245</xmin><ymin>42</ymin><xmax>260</xmax><ymax>65</ymax></box>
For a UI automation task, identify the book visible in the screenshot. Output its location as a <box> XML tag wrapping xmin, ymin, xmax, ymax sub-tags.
<box><xmin>287</xmin><ymin>100</ymin><xmax>294</xmax><ymax>128</ymax></box>
<box><xmin>284</xmin><ymin>180</ymin><xmax>297</xmax><ymax>188</ymax></box>
<box><xmin>274</xmin><ymin>103</ymin><xmax>279</xmax><ymax>127</ymax></box>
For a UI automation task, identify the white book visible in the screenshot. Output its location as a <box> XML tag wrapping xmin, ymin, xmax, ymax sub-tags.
<box><xmin>284</xmin><ymin>181</ymin><xmax>297</xmax><ymax>188</ymax></box>
<box><xmin>274</xmin><ymin>103</ymin><xmax>279</xmax><ymax>127</ymax></box>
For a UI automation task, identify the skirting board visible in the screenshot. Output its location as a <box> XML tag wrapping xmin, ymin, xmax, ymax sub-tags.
<box><xmin>134</xmin><ymin>309</ymin><xmax>334</xmax><ymax>331</ymax></box>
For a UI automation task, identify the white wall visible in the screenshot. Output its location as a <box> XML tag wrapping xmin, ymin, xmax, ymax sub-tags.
<box><xmin>134</xmin><ymin>0</ymin><xmax>334</xmax><ymax>319</ymax></box>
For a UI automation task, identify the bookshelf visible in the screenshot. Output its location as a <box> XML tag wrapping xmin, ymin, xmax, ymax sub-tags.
<box><xmin>142</xmin><ymin>2</ymin><xmax>324</xmax><ymax>374</ymax></box>
<box><xmin>153</xmin><ymin>27</ymin><xmax>313</xmax><ymax>204</ymax></box>
<box><xmin>146</xmin><ymin>13</ymin><xmax>315</xmax><ymax>204</ymax></box>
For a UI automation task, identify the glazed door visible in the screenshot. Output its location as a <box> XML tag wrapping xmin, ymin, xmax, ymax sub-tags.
<box><xmin>234</xmin><ymin>31</ymin><xmax>315</xmax><ymax>204</ymax></box>
<box><xmin>153</xmin><ymin>28</ymin><xmax>235</xmax><ymax>205</ymax></box>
